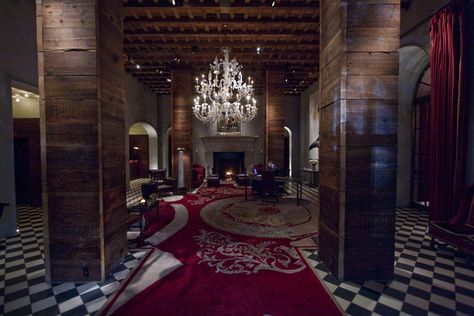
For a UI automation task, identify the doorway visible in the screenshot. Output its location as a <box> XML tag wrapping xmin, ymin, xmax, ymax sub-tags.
<box><xmin>14</xmin><ymin>138</ymin><xmax>30</xmax><ymax>204</ymax></box>
<box><xmin>411</xmin><ymin>67</ymin><xmax>431</xmax><ymax>207</ymax></box>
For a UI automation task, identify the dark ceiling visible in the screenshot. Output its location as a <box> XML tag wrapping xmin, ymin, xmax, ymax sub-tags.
<box><xmin>123</xmin><ymin>0</ymin><xmax>319</xmax><ymax>95</ymax></box>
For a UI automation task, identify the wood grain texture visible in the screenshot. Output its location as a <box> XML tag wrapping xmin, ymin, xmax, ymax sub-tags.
<box><xmin>171</xmin><ymin>67</ymin><xmax>192</xmax><ymax>189</ymax></box>
<box><xmin>38</xmin><ymin>0</ymin><xmax>126</xmax><ymax>282</ymax></box>
<box><xmin>319</xmin><ymin>0</ymin><xmax>399</xmax><ymax>281</ymax></box>
<box><xmin>265</xmin><ymin>68</ymin><xmax>285</xmax><ymax>168</ymax></box>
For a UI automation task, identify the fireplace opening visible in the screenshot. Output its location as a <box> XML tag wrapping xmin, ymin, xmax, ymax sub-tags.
<box><xmin>213</xmin><ymin>152</ymin><xmax>245</xmax><ymax>180</ymax></box>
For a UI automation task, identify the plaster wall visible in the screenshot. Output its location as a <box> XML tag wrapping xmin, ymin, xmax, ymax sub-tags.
<box><xmin>191</xmin><ymin>95</ymin><xmax>265</xmax><ymax>174</ymax></box>
<box><xmin>125</xmin><ymin>73</ymin><xmax>159</xmax><ymax>185</ymax></box>
<box><xmin>300</xmin><ymin>82</ymin><xmax>318</xmax><ymax>171</ymax></box>
<box><xmin>284</xmin><ymin>95</ymin><xmax>301</xmax><ymax>175</ymax></box>
<box><xmin>157</xmin><ymin>95</ymin><xmax>172</xmax><ymax>173</ymax></box>
<box><xmin>0</xmin><ymin>0</ymin><xmax>38</xmax><ymax>237</ymax></box>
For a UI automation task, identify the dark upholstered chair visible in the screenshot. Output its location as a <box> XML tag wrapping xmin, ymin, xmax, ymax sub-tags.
<box><xmin>428</xmin><ymin>184</ymin><xmax>474</xmax><ymax>265</ymax></box>
<box><xmin>251</xmin><ymin>163</ymin><xmax>265</xmax><ymax>175</ymax></box>
<box><xmin>146</xmin><ymin>169</ymin><xmax>176</xmax><ymax>197</ymax></box>
<box><xmin>192</xmin><ymin>164</ymin><xmax>206</xmax><ymax>188</ymax></box>
<box><xmin>149</xmin><ymin>169</ymin><xmax>166</xmax><ymax>182</ymax></box>
<box><xmin>260</xmin><ymin>170</ymin><xmax>278</xmax><ymax>205</ymax></box>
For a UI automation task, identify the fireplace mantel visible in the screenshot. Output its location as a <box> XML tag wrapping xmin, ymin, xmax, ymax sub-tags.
<box><xmin>200</xmin><ymin>135</ymin><xmax>258</xmax><ymax>152</ymax></box>
<box><xmin>200</xmin><ymin>135</ymin><xmax>259</xmax><ymax>171</ymax></box>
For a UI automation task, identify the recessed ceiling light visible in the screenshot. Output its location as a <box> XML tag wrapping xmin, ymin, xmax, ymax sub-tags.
<box><xmin>136</xmin><ymin>64</ymin><xmax>141</xmax><ymax>69</ymax></box>
<box><xmin>24</xmin><ymin>92</ymin><xmax>29</xmax><ymax>97</ymax></box>
<box><xmin>15</xmin><ymin>97</ymin><xmax>20</xmax><ymax>102</ymax></box>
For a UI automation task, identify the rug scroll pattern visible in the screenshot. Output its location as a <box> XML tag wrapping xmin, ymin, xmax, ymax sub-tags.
<box><xmin>194</xmin><ymin>229</ymin><xmax>306</xmax><ymax>275</ymax></box>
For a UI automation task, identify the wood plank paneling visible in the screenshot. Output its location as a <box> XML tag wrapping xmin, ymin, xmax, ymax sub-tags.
<box><xmin>172</xmin><ymin>67</ymin><xmax>192</xmax><ymax>190</ymax></box>
<box><xmin>265</xmin><ymin>68</ymin><xmax>285</xmax><ymax>168</ymax></box>
<box><xmin>319</xmin><ymin>0</ymin><xmax>399</xmax><ymax>281</ymax></box>
<box><xmin>38</xmin><ymin>0</ymin><xmax>126</xmax><ymax>282</ymax></box>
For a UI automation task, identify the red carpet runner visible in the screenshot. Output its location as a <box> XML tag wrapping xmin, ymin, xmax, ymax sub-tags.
<box><xmin>109</xmin><ymin>186</ymin><xmax>342</xmax><ymax>316</ymax></box>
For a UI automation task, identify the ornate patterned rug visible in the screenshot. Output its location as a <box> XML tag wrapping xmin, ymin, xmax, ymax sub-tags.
<box><xmin>200</xmin><ymin>197</ymin><xmax>317</xmax><ymax>239</ymax></box>
<box><xmin>101</xmin><ymin>186</ymin><xmax>342</xmax><ymax>316</ymax></box>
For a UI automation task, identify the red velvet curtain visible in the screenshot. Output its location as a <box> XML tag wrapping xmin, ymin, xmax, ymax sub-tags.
<box><xmin>428</xmin><ymin>1</ymin><xmax>468</xmax><ymax>222</ymax></box>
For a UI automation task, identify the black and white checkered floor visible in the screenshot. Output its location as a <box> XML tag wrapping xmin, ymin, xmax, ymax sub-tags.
<box><xmin>0</xmin><ymin>205</ymin><xmax>146</xmax><ymax>315</ymax></box>
<box><xmin>301</xmin><ymin>208</ymin><xmax>474</xmax><ymax>316</ymax></box>
<box><xmin>1</xmin><ymin>179</ymin><xmax>473</xmax><ymax>315</ymax></box>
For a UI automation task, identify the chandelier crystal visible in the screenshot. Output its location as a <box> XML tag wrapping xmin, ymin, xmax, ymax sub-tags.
<box><xmin>193</xmin><ymin>48</ymin><xmax>257</xmax><ymax>124</ymax></box>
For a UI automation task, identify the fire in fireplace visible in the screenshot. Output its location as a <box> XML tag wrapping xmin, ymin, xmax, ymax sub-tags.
<box><xmin>213</xmin><ymin>152</ymin><xmax>244</xmax><ymax>179</ymax></box>
<box><xmin>225</xmin><ymin>170</ymin><xmax>234</xmax><ymax>181</ymax></box>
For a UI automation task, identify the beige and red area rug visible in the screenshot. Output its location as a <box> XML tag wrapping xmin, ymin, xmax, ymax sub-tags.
<box><xmin>100</xmin><ymin>185</ymin><xmax>342</xmax><ymax>316</ymax></box>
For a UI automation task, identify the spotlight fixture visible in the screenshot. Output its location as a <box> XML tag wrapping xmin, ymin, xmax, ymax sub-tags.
<box><xmin>271</xmin><ymin>0</ymin><xmax>276</xmax><ymax>6</ymax></box>
<box><xmin>136</xmin><ymin>64</ymin><xmax>141</xmax><ymax>69</ymax></box>
<box><xmin>24</xmin><ymin>92</ymin><xmax>29</xmax><ymax>98</ymax></box>
<box><xmin>256</xmin><ymin>46</ymin><xmax>262</xmax><ymax>55</ymax></box>
<box><xmin>167</xmin><ymin>78</ymin><xmax>172</xmax><ymax>82</ymax></box>
<box><xmin>172</xmin><ymin>0</ymin><xmax>175</xmax><ymax>5</ymax></box>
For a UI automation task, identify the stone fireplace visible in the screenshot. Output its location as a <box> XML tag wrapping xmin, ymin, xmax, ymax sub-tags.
<box><xmin>213</xmin><ymin>152</ymin><xmax>245</xmax><ymax>179</ymax></box>
<box><xmin>201</xmin><ymin>136</ymin><xmax>258</xmax><ymax>176</ymax></box>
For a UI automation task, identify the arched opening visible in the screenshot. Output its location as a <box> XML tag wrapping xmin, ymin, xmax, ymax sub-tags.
<box><xmin>284</xmin><ymin>126</ymin><xmax>292</xmax><ymax>177</ymax></box>
<box><xmin>397</xmin><ymin>45</ymin><xmax>430</xmax><ymax>207</ymax></box>
<box><xmin>411</xmin><ymin>66</ymin><xmax>431</xmax><ymax>207</ymax></box>
<box><xmin>128</xmin><ymin>122</ymin><xmax>158</xmax><ymax>180</ymax></box>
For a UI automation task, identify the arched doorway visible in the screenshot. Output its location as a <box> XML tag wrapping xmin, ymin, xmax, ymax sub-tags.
<box><xmin>128</xmin><ymin>122</ymin><xmax>158</xmax><ymax>180</ymax></box>
<box><xmin>397</xmin><ymin>45</ymin><xmax>430</xmax><ymax>206</ymax></box>
<box><xmin>411</xmin><ymin>66</ymin><xmax>431</xmax><ymax>207</ymax></box>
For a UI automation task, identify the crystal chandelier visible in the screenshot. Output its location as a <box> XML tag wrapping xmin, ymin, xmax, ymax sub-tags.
<box><xmin>193</xmin><ymin>48</ymin><xmax>257</xmax><ymax>124</ymax></box>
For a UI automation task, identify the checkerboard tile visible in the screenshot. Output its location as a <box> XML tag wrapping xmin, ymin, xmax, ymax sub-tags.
<box><xmin>301</xmin><ymin>208</ymin><xmax>474</xmax><ymax>316</ymax></box>
<box><xmin>0</xmin><ymin>204</ymin><xmax>145</xmax><ymax>316</ymax></box>
<box><xmin>3</xmin><ymin>181</ymin><xmax>474</xmax><ymax>315</ymax></box>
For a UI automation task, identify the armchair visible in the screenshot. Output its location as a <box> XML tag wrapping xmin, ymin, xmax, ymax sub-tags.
<box><xmin>192</xmin><ymin>164</ymin><xmax>206</xmax><ymax>188</ymax></box>
<box><xmin>428</xmin><ymin>184</ymin><xmax>474</xmax><ymax>265</ymax></box>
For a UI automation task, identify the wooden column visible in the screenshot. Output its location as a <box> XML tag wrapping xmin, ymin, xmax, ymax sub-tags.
<box><xmin>37</xmin><ymin>0</ymin><xmax>126</xmax><ymax>282</ymax></box>
<box><xmin>265</xmin><ymin>68</ymin><xmax>285</xmax><ymax>168</ymax></box>
<box><xmin>171</xmin><ymin>67</ymin><xmax>192</xmax><ymax>190</ymax></box>
<box><xmin>319</xmin><ymin>0</ymin><xmax>399</xmax><ymax>281</ymax></box>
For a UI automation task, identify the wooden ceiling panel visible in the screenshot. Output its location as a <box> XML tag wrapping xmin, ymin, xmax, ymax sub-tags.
<box><xmin>123</xmin><ymin>0</ymin><xmax>319</xmax><ymax>94</ymax></box>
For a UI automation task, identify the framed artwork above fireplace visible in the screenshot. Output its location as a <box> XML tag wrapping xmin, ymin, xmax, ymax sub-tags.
<box><xmin>217</xmin><ymin>116</ymin><xmax>241</xmax><ymax>135</ymax></box>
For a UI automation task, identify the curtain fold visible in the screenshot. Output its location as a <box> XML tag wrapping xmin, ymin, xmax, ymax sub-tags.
<box><xmin>428</xmin><ymin>0</ymin><xmax>468</xmax><ymax>222</ymax></box>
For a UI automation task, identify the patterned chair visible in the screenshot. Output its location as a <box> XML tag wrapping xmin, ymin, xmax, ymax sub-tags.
<box><xmin>428</xmin><ymin>184</ymin><xmax>474</xmax><ymax>265</ymax></box>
